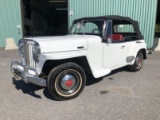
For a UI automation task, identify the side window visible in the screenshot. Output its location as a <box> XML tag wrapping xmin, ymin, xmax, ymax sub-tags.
<box><xmin>112</xmin><ymin>23</ymin><xmax>138</xmax><ymax>42</ymax></box>
<box><xmin>106</xmin><ymin>20</ymin><xmax>124</xmax><ymax>43</ymax></box>
<box><xmin>83</xmin><ymin>22</ymin><xmax>99</xmax><ymax>34</ymax></box>
<box><xmin>114</xmin><ymin>24</ymin><xmax>135</xmax><ymax>33</ymax></box>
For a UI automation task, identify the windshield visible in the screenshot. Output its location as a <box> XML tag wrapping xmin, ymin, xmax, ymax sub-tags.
<box><xmin>69</xmin><ymin>19</ymin><xmax>105</xmax><ymax>36</ymax></box>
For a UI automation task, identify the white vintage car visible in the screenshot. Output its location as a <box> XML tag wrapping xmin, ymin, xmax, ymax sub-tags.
<box><xmin>11</xmin><ymin>15</ymin><xmax>147</xmax><ymax>100</ymax></box>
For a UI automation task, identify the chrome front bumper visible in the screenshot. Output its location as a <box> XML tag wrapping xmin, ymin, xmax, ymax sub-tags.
<box><xmin>11</xmin><ymin>60</ymin><xmax>46</xmax><ymax>87</ymax></box>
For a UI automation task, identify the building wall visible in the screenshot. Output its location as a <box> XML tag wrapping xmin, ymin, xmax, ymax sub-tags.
<box><xmin>68</xmin><ymin>0</ymin><xmax>158</xmax><ymax>48</ymax></box>
<box><xmin>0</xmin><ymin>0</ymin><xmax>157</xmax><ymax>48</ymax></box>
<box><xmin>0</xmin><ymin>0</ymin><xmax>22</xmax><ymax>47</ymax></box>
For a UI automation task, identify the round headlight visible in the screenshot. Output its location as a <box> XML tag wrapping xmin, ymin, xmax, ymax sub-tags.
<box><xmin>33</xmin><ymin>42</ymin><xmax>41</xmax><ymax>55</ymax></box>
<box><xmin>18</xmin><ymin>39</ymin><xmax>24</xmax><ymax>57</ymax></box>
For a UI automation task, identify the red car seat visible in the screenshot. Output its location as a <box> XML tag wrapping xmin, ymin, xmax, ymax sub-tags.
<box><xmin>107</xmin><ymin>34</ymin><xmax>124</xmax><ymax>42</ymax></box>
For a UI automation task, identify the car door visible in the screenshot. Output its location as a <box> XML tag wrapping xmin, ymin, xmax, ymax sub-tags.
<box><xmin>102</xmin><ymin>20</ymin><xmax>136</xmax><ymax>69</ymax></box>
<box><xmin>103</xmin><ymin>42</ymin><xmax>126</xmax><ymax>69</ymax></box>
<box><xmin>102</xmin><ymin>20</ymin><xmax>126</xmax><ymax>69</ymax></box>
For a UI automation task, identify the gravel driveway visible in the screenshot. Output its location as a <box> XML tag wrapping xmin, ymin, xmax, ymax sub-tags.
<box><xmin>0</xmin><ymin>49</ymin><xmax>160</xmax><ymax>120</ymax></box>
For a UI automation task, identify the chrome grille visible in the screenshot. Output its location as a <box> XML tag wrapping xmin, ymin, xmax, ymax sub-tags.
<box><xmin>24</xmin><ymin>40</ymin><xmax>36</xmax><ymax>68</ymax></box>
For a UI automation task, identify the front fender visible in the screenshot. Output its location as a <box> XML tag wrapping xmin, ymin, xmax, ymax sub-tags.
<box><xmin>36</xmin><ymin>50</ymin><xmax>87</xmax><ymax>73</ymax></box>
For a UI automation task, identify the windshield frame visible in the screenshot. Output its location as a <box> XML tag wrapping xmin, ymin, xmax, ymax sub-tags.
<box><xmin>69</xmin><ymin>19</ymin><xmax>106</xmax><ymax>38</ymax></box>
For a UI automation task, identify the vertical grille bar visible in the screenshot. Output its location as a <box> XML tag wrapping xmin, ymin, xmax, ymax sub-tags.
<box><xmin>24</xmin><ymin>40</ymin><xmax>36</xmax><ymax>68</ymax></box>
<box><xmin>29</xmin><ymin>43</ymin><xmax>33</xmax><ymax>67</ymax></box>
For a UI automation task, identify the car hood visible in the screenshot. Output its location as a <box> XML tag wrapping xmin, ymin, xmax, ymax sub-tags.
<box><xmin>25</xmin><ymin>35</ymin><xmax>88</xmax><ymax>53</ymax></box>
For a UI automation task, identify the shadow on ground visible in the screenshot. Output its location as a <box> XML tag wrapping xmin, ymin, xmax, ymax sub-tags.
<box><xmin>12</xmin><ymin>67</ymin><xmax>126</xmax><ymax>100</ymax></box>
<box><xmin>12</xmin><ymin>78</ymin><xmax>45</xmax><ymax>99</ymax></box>
<box><xmin>12</xmin><ymin>77</ymin><xmax>57</xmax><ymax>100</ymax></box>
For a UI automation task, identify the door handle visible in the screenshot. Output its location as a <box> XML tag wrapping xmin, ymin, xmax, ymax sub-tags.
<box><xmin>121</xmin><ymin>46</ymin><xmax>125</xmax><ymax>49</ymax></box>
<box><xmin>136</xmin><ymin>41</ymin><xmax>143</xmax><ymax>44</ymax></box>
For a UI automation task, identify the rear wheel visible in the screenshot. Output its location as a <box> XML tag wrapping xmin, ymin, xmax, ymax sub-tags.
<box><xmin>47</xmin><ymin>62</ymin><xmax>86</xmax><ymax>101</ymax></box>
<box><xmin>128</xmin><ymin>51</ymin><xmax>144</xmax><ymax>72</ymax></box>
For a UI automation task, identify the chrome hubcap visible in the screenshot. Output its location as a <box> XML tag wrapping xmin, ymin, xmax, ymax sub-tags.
<box><xmin>61</xmin><ymin>74</ymin><xmax>76</xmax><ymax>91</ymax></box>
<box><xmin>55</xmin><ymin>70</ymin><xmax>81</xmax><ymax>96</ymax></box>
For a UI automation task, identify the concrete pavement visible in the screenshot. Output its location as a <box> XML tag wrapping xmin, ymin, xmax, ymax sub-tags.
<box><xmin>0</xmin><ymin>49</ymin><xmax>160</xmax><ymax>120</ymax></box>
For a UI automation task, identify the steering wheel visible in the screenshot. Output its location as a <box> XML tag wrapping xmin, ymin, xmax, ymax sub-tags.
<box><xmin>92</xmin><ymin>29</ymin><xmax>100</xmax><ymax>33</ymax></box>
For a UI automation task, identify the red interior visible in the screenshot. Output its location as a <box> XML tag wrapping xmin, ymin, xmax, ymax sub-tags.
<box><xmin>107</xmin><ymin>34</ymin><xmax>124</xmax><ymax>41</ymax></box>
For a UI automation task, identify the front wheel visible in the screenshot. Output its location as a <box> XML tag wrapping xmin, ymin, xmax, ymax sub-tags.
<box><xmin>47</xmin><ymin>62</ymin><xmax>86</xmax><ymax>101</ymax></box>
<box><xmin>127</xmin><ymin>51</ymin><xmax>144</xmax><ymax>72</ymax></box>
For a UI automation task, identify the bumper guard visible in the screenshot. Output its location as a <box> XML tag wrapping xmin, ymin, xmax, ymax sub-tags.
<box><xmin>11</xmin><ymin>60</ymin><xmax>46</xmax><ymax>87</ymax></box>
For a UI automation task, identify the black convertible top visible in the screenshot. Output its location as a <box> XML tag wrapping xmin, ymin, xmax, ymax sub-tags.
<box><xmin>74</xmin><ymin>15</ymin><xmax>143</xmax><ymax>39</ymax></box>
